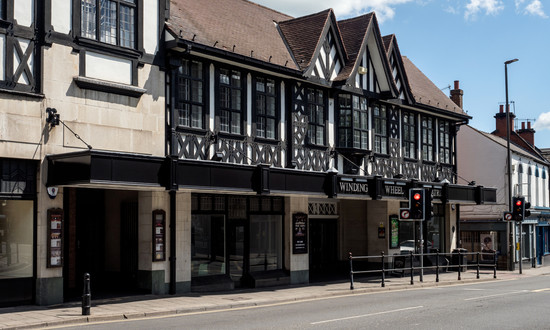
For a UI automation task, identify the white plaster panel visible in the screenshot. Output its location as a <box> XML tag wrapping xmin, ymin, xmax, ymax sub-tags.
<box><xmin>143</xmin><ymin>0</ymin><xmax>159</xmax><ymax>54</ymax></box>
<box><xmin>0</xmin><ymin>34</ymin><xmax>4</xmax><ymax>81</ymax></box>
<box><xmin>51</xmin><ymin>0</ymin><xmax>72</xmax><ymax>34</ymax></box>
<box><xmin>14</xmin><ymin>0</ymin><xmax>34</xmax><ymax>27</ymax></box>
<box><xmin>85</xmin><ymin>52</ymin><xmax>132</xmax><ymax>85</ymax></box>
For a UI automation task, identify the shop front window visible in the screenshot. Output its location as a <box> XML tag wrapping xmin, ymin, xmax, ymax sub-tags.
<box><xmin>0</xmin><ymin>200</ymin><xmax>34</xmax><ymax>278</ymax></box>
<box><xmin>191</xmin><ymin>215</ymin><xmax>225</xmax><ymax>277</ymax></box>
<box><xmin>249</xmin><ymin>215</ymin><xmax>282</xmax><ymax>272</ymax></box>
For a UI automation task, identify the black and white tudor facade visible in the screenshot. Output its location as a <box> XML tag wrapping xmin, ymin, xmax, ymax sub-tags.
<box><xmin>0</xmin><ymin>0</ymin><xmax>495</xmax><ymax>306</ymax></box>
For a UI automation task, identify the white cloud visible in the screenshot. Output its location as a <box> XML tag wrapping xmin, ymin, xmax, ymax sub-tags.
<box><xmin>251</xmin><ymin>0</ymin><xmax>413</xmax><ymax>22</ymax></box>
<box><xmin>534</xmin><ymin>112</ymin><xmax>550</xmax><ymax>131</ymax></box>
<box><xmin>525</xmin><ymin>0</ymin><xmax>548</xmax><ymax>18</ymax></box>
<box><xmin>464</xmin><ymin>0</ymin><xmax>504</xmax><ymax>19</ymax></box>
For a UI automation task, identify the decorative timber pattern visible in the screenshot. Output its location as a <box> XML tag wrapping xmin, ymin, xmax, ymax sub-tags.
<box><xmin>250</xmin><ymin>141</ymin><xmax>283</xmax><ymax>167</ymax></box>
<box><xmin>176</xmin><ymin>132</ymin><xmax>212</xmax><ymax>160</ymax></box>
<box><xmin>402</xmin><ymin>160</ymin><xmax>420</xmax><ymax>179</ymax></box>
<box><xmin>291</xmin><ymin>112</ymin><xmax>330</xmax><ymax>171</ymax></box>
<box><xmin>311</xmin><ymin>31</ymin><xmax>341</xmax><ymax>81</ymax></box>
<box><xmin>308</xmin><ymin>200</ymin><xmax>338</xmax><ymax>217</ymax></box>
<box><xmin>215</xmin><ymin>136</ymin><xmax>248</xmax><ymax>164</ymax></box>
<box><xmin>421</xmin><ymin>163</ymin><xmax>438</xmax><ymax>182</ymax></box>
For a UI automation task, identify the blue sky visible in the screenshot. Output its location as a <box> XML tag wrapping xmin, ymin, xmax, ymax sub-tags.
<box><xmin>252</xmin><ymin>0</ymin><xmax>550</xmax><ymax>148</ymax></box>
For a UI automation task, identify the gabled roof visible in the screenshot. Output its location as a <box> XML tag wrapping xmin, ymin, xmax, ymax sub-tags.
<box><xmin>278</xmin><ymin>9</ymin><xmax>347</xmax><ymax>72</ymax></box>
<box><xmin>335</xmin><ymin>13</ymin><xmax>374</xmax><ymax>80</ymax></box>
<box><xmin>402</xmin><ymin>56</ymin><xmax>468</xmax><ymax>117</ymax></box>
<box><xmin>466</xmin><ymin>125</ymin><xmax>549</xmax><ymax>164</ymax></box>
<box><xmin>166</xmin><ymin>0</ymin><xmax>297</xmax><ymax>69</ymax></box>
<box><xmin>382</xmin><ymin>34</ymin><xmax>413</xmax><ymax>103</ymax></box>
<box><xmin>334</xmin><ymin>13</ymin><xmax>397</xmax><ymax>97</ymax></box>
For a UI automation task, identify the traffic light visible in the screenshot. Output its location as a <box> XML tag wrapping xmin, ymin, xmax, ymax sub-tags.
<box><xmin>512</xmin><ymin>196</ymin><xmax>525</xmax><ymax>221</ymax></box>
<box><xmin>409</xmin><ymin>188</ymin><xmax>425</xmax><ymax>220</ymax></box>
<box><xmin>524</xmin><ymin>201</ymin><xmax>531</xmax><ymax>219</ymax></box>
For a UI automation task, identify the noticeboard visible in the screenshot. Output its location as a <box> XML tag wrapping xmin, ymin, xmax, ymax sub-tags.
<box><xmin>292</xmin><ymin>213</ymin><xmax>308</xmax><ymax>254</ymax></box>
<box><xmin>152</xmin><ymin>210</ymin><xmax>166</xmax><ymax>261</ymax></box>
<box><xmin>47</xmin><ymin>208</ymin><xmax>63</xmax><ymax>268</ymax></box>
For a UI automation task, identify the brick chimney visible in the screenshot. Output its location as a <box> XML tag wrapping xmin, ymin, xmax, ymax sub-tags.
<box><xmin>517</xmin><ymin>121</ymin><xmax>535</xmax><ymax>146</ymax></box>
<box><xmin>450</xmin><ymin>80</ymin><xmax>463</xmax><ymax>108</ymax></box>
<box><xmin>493</xmin><ymin>104</ymin><xmax>515</xmax><ymax>138</ymax></box>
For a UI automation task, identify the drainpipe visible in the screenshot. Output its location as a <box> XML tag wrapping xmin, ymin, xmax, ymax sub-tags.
<box><xmin>169</xmin><ymin>188</ymin><xmax>176</xmax><ymax>294</ymax></box>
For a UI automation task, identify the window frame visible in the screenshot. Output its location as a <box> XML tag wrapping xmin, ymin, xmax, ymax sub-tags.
<box><xmin>373</xmin><ymin>104</ymin><xmax>388</xmax><ymax>155</ymax></box>
<box><xmin>175</xmin><ymin>58</ymin><xmax>207</xmax><ymax>131</ymax></box>
<box><xmin>217</xmin><ymin>66</ymin><xmax>245</xmax><ymax>136</ymax></box>
<box><xmin>337</xmin><ymin>94</ymin><xmax>369</xmax><ymax>150</ymax></box>
<box><xmin>421</xmin><ymin>116</ymin><xmax>435</xmax><ymax>162</ymax></box>
<box><xmin>438</xmin><ymin>120</ymin><xmax>451</xmax><ymax>164</ymax></box>
<box><xmin>253</xmin><ymin>75</ymin><xmax>279</xmax><ymax>140</ymax></box>
<box><xmin>306</xmin><ymin>87</ymin><xmax>326</xmax><ymax>146</ymax></box>
<box><xmin>402</xmin><ymin>111</ymin><xmax>417</xmax><ymax>159</ymax></box>
<box><xmin>79</xmin><ymin>0</ymin><xmax>138</xmax><ymax>49</ymax></box>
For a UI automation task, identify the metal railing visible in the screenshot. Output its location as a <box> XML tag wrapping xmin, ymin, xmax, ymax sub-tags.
<box><xmin>348</xmin><ymin>250</ymin><xmax>498</xmax><ymax>290</ymax></box>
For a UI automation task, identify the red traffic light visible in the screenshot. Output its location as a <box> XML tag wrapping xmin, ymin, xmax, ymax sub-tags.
<box><xmin>515</xmin><ymin>199</ymin><xmax>523</xmax><ymax>206</ymax></box>
<box><xmin>413</xmin><ymin>193</ymin><xmax>421</xmax><ymax>201</ymax></box>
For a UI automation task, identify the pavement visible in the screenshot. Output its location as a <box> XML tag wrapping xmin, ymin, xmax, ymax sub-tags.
<box><xmin>1</xmin><ymin>266</ymin><xmax>549</xmax><ymax>330</ymax></box>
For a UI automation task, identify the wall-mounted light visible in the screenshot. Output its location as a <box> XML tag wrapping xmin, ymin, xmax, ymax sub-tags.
<box><xmin>358</xmin><ymin>66</ymin><xmax>367</xmax><ymax>75</ymax></box>
<box><xmin>46</xmin><ymin>108</ymin><xmax>60</xmax><ymax>128</ymax></box>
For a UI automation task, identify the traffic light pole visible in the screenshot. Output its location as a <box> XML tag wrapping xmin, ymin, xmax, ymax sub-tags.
<box><xmin>518</xmin><ymin>221</ymin><xmax>522</xmax><ymax>274</ymax></box>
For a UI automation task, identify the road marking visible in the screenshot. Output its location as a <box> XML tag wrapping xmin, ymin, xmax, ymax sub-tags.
<box><xmin>310</xmin><ymin>306</ymin><xmax>423</xmax><ymax>325</ymax></box>
<box><xmin>464</xmin><ymin>290</ymin><xmax>528</xmax><ymax>301</ymax></box>
<box><xmin>532</xmin><ymin>288</ymin><xmax>550</xmax><ymax>292</ymax></box>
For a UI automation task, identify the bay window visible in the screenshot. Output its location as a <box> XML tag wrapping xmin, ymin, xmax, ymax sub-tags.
<box><xmin>421</xmin><ymin>116</ymin><xmax>434</xmax><ymax>162</ymax></box>
<box><xmin>373</xmin><ymin>104</ymin><xmax>388</xmax><ymax>154</ymax></box>
<box><xmin>307</xmin><ymin>88</ymin><xmax>326</xmax><ymax>145</ymax></box>
<box><xmin>338</xmin><ymin>94</ymin><xmax>368</xmax><ymax>149</ymax></box>
<box><xmin>254</xmin><ymin>76</ymin><xmax>277</xmax><ymax>139</ymax></box>
<box><xmin>219</xmin><ymin>68</ymin><xmax>244</xmax><ymax>135</ymax></box>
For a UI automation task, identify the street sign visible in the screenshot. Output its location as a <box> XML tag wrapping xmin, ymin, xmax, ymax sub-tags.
<box><xmin>399</xmin><ymin>208</ymin><xmax>411</xmax><ymax>220</ymax></box>
<box><xmin>503</xmin><ymin>212</ymin><xmax>512</xmax><ymax>221</ymax></box>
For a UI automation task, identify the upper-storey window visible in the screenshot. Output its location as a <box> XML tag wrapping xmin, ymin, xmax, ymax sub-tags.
<box><xmin>421</xmin><ymin>116</ymin><xmax>434</xmax><ymax>162</ymax></box>
<box><xmin>307</xmin><ymin>88</ymin><xmax>326</xmax><ymax>145</ymax></box>
<box><xmin>373</xmin><ymin>104</ymin><xmax>388</xmax><ymax>154</ymax></box>
<box><xmin>402</xmin><ymin>111</ymin><xmax>416</xmax><ymax>159</ymax></box>
<box><xmin>0</xmin><ymin>0</ymin><xmax>5</xmax><ymax>20</ymax></box>
<box><xmin>337</xmin><ymin>94</ymin><xmax>368</xmax><ymax>149</ymax></box>
<box><xmin>81</xmin><ymin>0</ymin><xmax>136</xmax><ymax>48</ymax></box>
<box><xmin>219</xmin><ymin>67</ymin><xmax>244</xmax><ymax>135</ymax></box>
<box><xmin>176</xmin><ymin>59</ymin><xmax>205</xmax><ymax>129</ymax></box>
<box><xmin>254</xmin><ymin>76</ymin><xmax>278</xmax><ymax>139</ymax></box>
<box><xmin>439</xmin><ymin>120</ymin><xmax>451</xmax><ymax>164</ymax></box>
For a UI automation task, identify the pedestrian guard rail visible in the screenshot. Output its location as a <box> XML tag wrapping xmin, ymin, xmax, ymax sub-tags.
<box><xmin>348</xmin><ymin>250</ymin><xmax>497</xmax><ymax>290</ymax></box>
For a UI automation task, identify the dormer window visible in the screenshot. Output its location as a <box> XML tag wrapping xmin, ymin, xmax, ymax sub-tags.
<box><xmin>81</xmin><ymin>0</ymin><xmax>136</xmax><ymax>48</ymax></box>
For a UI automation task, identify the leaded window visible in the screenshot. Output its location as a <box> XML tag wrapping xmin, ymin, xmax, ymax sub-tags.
<box><xmin>338</xmin><ymin>94</ymin><xmax>368</xmax><ymax>149</ymax></box>
<box><xmin>307</xmin><ymin>88</ymin><xmax>325</xmax><ymax>145</ymax></box>
<box><xmin>374</xmin><ymin>104</ymin><xmax>387</xmax><ymax>154</ymax></box>
<box><xmin>402</xmin><ymin>111</ymin><xmax>416</xmax><ymax>158</ymax></box>
<box><xmin>421</xmin><ymin>116</ymin><xmax>434</xmax><ymax>162</ymax></box>
<box><xmin>81</xmin><ymin>0</ymin><xmax>136</xmax><ymax>48</ymax></box>
<box><xmin>439</xmin><ymin>120</ymin><xmax>451</xmax><ymax>164</ymax></box>
<box><xmin>254</xmin><ymin>77</ymin><xmax>277</xmax><ymax>139</ymax></box>
<box><xmin>219</xmin><ymin>68</ymin><xmax>243</xmax><ymax>135</ymax></box>
<box><xmin>176</xmin><ymin>59</ymin><xmax>204</xmax><ymax>129</ymax></box>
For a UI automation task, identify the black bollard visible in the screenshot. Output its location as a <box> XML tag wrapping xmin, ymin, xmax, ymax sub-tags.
<box><xmin>82</xmin><ymin>273</ymin><xmax>91</xmax><ymax>316</ymax></box>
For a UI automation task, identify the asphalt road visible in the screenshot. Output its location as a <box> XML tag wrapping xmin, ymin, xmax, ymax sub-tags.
<box><xmin>54</xmin><ymin>275</ymin><xmax>550</xmax><ymax>330</ymax></box>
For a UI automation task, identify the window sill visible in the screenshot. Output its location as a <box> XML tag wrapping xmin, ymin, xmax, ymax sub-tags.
<box><xmin>0</xmin><ymin>86</ymin><xmax>44</xmax><ymax>98</ymax></box>
<box><xmin>74</xmin><ymin>76</ymin><xmax>146</xmax><ymax>98</ymax></box>
<box><xmin>75</xmin><ymin>36</ymin><xmax>142</xmax><ymax>59</ymax></box>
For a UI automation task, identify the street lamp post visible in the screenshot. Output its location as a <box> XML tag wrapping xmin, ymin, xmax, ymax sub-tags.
<box><xmin>505</xmin><ymin>58</ymin><xmax>518</xmax><ymax>271</ymax></box>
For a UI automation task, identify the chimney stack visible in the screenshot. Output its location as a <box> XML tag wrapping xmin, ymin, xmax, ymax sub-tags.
<box><xmin>517</xmin><ymin>121</ymin><xmax>535</xmax><ymax>146</ymax></box>
<box><xmin>450</xmin><ymin>80</ymin><xmax>463</xmax><ymax>109</ymax></box>
<box><xmin>493</xmin><ymin>104</ymin><xmax>515</xmax><ymax>139</ymax></box>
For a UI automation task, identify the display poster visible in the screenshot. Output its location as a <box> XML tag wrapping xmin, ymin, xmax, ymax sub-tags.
<box><xmin>47</xmin><ymin>208</ymin><xmax>63</xmax><ymax>268</ymax></box>
<box><xmin>153</xmin><ymin>210</ymin><xmax>166</xmax><ymax>261</ymax></box>
<box><xmin>292</xmin><ymin>213</ymin><xmax>308</xmax><ymax>254</ymax></box>
<box><xmin>390</xmin><ymin>215</ymin><xmax>399</xmax><ymax>248</ymax></box>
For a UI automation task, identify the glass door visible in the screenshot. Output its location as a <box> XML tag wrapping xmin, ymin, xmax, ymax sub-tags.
<box><xmin>228</xmin><ymin>220</ymin><xmax>246</xmax><ymax>286</ymax></box>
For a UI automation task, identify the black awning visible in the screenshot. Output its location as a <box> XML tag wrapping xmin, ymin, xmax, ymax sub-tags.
<box><xmin>46</xmin><ymin>150</ymin><xmax>167</xmax><ymax>187</ymax></box>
